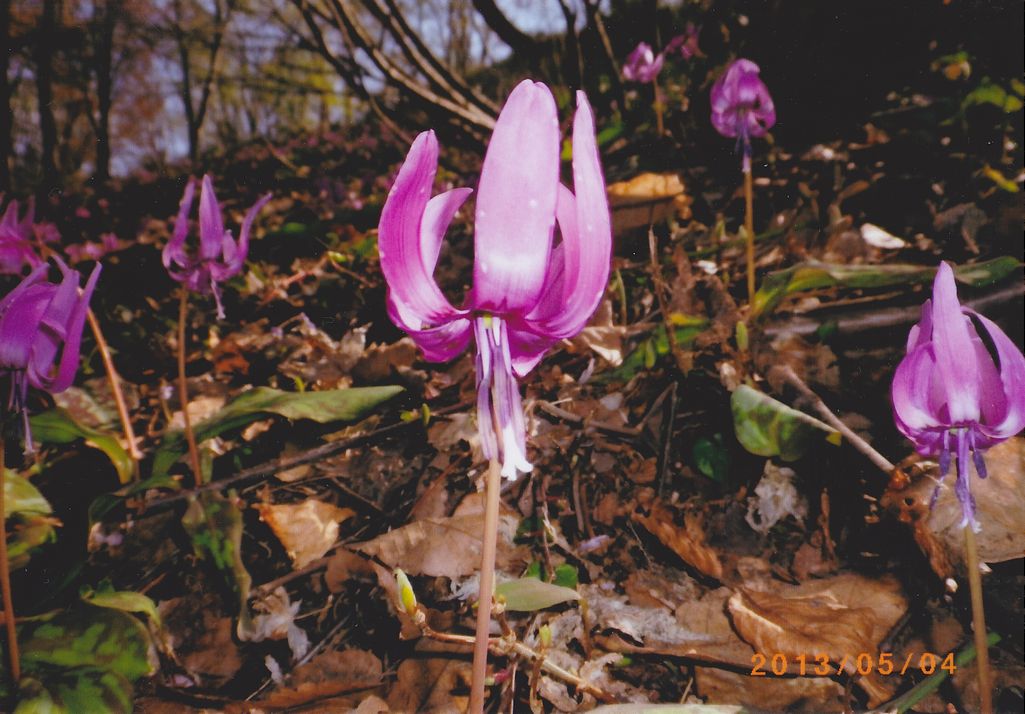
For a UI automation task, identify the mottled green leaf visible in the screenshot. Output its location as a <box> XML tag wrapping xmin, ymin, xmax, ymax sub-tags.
<box><xmin>496</xmin><ymin>577</ymin><xmax>580</xmax><ymax>611</ymax></box>
<box><xmin>4</xmin><ymin>470</ymin><xmax>52</xmax><ymax>518</ymax></box>
<box><xmin>153</xmin><ymin>385</ymin><xmax>403</xmax><ymax>477</ymax></box>
<box><xmin>751</xmin><ymin>257</ymin><xmax>1021</xmax><ymax>317</ymax></box>
<box><xmin>28</xmin><ymin>408</ymin><xmax>133</xmax><ymax>485</ymax></box>
<box><xmin>181</xmin><ymin>492</ymin><xmax>253</xmax><ymax>637</ymax></box>
<box><xmin>731</xmin><ymin>385</ymin><xmax>840</xmax><ymax>461</ymax></box>
<box><xmin>14</xmin><ymin>670</ymin><xmax>133</xmax><ymax>714</ymax></box>
<box><xmin>4</xmin><ymin>470</ymin><xmax>58</xmax><ymax>569</ymax></box>
<box><xmin>81</xmin><ymin>581</ymin><xmax>161</xmax><ymax>630</ymax></box>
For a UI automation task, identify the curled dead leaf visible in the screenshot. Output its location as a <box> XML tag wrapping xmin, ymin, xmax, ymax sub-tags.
<box><xmin>259</xmin><ymin>649</ymin><xmax>384</xmax><ymax>709</ymax></box>
<box><xmin>607</xmin><ymin>172</ymin><xmax>692</xmax><ymax>235</ymax></box>
<box><xmin>634</xmin><ymin>502</ymin><xmax>724</xmax><ymax>580</ymax></box>
<box><xmin>256</xmin><ymin>499</ymin><xmax>355</xmax><ymax>569</ymax></box>
<box><xmin>726</xmin><ymin>572</ymin><xmax>907</xmax><ymax>705</ymax></box>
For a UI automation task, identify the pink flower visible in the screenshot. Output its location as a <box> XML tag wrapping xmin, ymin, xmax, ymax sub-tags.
<box><xmin>666</xmin><ymin>22</ymin><xmax>702</xmax><ymax>60</ymax></box>
<box><xmin>710</xmin><ymin>58</ymin><xmax>776</xmax><ymax>171</ymax></box>
<box><xmin>162</xmin><ymin>175</ymin><xmax>271</xmax><ymax>319</ymax></box>
<box><xmin>891</xmin><ymin>262</ymin><xmax>1025</xmax><ymax>530</ymax></box>
<box><xmin>0</xmin><ymin>197</ymin><xmax>43</xmax><ymax>274</ymax></box>
<box><xmin>0</xmin><ymin>258</ymin><xmax>101</xmax><ymax>450</ymax></box>
<box><xmin>623</xmin><ymin>42</ymin><xmax>665</xmax><ymax>83</ymax></box>
<box><xmin>378</xmin><ymin>80</ymin><xmax>612</xmax><ymax>478</ymax></box>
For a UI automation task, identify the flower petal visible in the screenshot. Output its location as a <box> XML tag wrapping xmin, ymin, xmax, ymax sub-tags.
<box><xmin>471</xmin><ymin>80</ymin><xmax>559</xmax><ymax>314</ymax></box>
<box><xmin>970</xmin><ymin>311</ymin><xmax>1025</xmax><ymax>441</ymax></box>
<box><xmin>163</xmin><ymin>178</ymin><xmax>196</xmax><ymax>271</ymax></box>
<box><xmin>379</xmin><ymin>131</ymin><xmax>465</xmax><ymax>328</ymax></box>
<box><xmin>525</xmin><ymin>92</ymin><xmax>611</xmax><ymax>341</ymax></box>
<box><xmin>929</xmin><ymin>262</ymin><xmax>981</xmax><ymax>423</ymax></box>
<box><xmin>421</xmin><ymin>188</ymin><xmax>473</xmax><ymax>273</ymax></box>
<box><xmin>198</xmin><ymin>175</ymin><xmax>227</xmax><ymax>261</ymax></box>
<box><xmin>388</xmin><ymin>296</ymin><xmax>472</xmax><ymax>363</ymax></box>
<box><xmin>891</xmin><ymin>343</ymin><xmax>943</xmax><ymax>441</ymax></box>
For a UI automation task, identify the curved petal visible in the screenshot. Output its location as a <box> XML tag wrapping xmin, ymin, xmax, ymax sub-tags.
<box><xmin>29</xmin><ymin>260</ymin><xmax>100</xmax><ymax>393</ymax></box>
<box><xmin>0</xmin><ymin>284</ymin><xmax>51</xmax><ymax>371</ymax></box>
<box><xmin>930</xmin><ymin>263</ymin><xmax>980</xmax><ymax>423</ymax></box>
<box><xmin>0</xmin><ymin>262</ymin><xmax>48</xmax><ymax>316</ymax></box>
<box><xmin>471</xmin><ymin>80</ymin><xmax>559</xmax><ymax>314</ymax></box>
<box><xmin>906</xmin><ymin>299</ymin><xmax>933</xmax><ymax>352</ymax></box>
<box><xmin>891</xmin><ymin>343</ymin><xmax>944</xmax><ymax>439</ymax></box>
<box><xmin>506</xmin><ymin>319</ymin><xmax>559</xmax><ymax>378</ymax></box>
<box><xmin>198</xmin><ymin>175</ymin><xmax>226</xmax><ymax>261</ymax></box>
<box><xmin>230</xmin><ymin>191</ymin><xmax>272</xmax><ymax>274</ymax></box>
<box><xmin>971</xmin><ymin>311</ymin><xmax>1025</xmax><ymax>441</ymax></box>
<box><xmin>163</xmin><ymin>178</ymin><xmax>196</xmax><ymax>270</ymax></box>
<box><xmin>421</xmin><ymin>188</ymin><xmax>473</xmax><ymax>273</ymax></box>
<box><xmin>379</xmin><ymin>131</ymin><xmax>465</xmax><ymax>327</ymax></box>
<box><xmin>524</xmin><ymin>92</ymin><xmax>611</xmax><ymax>340</ymax></box>
<box><xmin>386</xmin><ymin>294</ymin><xmax>471</xmax><ymax>363</ymax></box>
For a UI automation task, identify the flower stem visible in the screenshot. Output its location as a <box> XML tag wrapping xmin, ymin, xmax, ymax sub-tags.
<box><xmin>653</xmin><ymin>78</ymin><xmax>664</xmax><ymax>136</ymax></box>
<box><xmin>0</xmin><ymin>437</ymin><xmax>20</xmax><ymax>683</ymax></box>
<box><xmin>86</xmin><ymin>308</ymin><xmax>141</xmax><ymax>481</ymax></box>
<box><xmin>176</xmin><ymin>290</ymin><xmax>203</xmax><ymax>488</ymax></box>
<box><xmin>743</xmin><ymin>167</ymin><xmax>756</xmax><ymax>301</ymax></box>
<box><xmin>963</xmin><ymin>523</ymin><xmax>993</xmax><ymax>714</ymax></box>
<box><xmin>468</xmin><ymin>457</ymin><xmax>502</xmax><ymax>713</ymax></box>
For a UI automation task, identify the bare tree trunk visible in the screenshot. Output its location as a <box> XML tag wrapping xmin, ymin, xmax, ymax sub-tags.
<box><xmin>0</xmin><ymin>0</ymin><xmax>12</xmax><ymax>191</ymax></box>
<box><xmin>35</xmin><ymin>0</ymin><xmax>59</xmax><ymax>188</ymax></box>
<box><xmin>94</xmin><ymin>0</ymin><xmax>119</xmax><ymax>184</ymax></box>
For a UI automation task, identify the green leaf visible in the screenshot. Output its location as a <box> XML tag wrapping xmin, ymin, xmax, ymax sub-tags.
<box><xmin>495</xmin><ymin>578</ymin><xmax>580</xmax><ymax>611</ymax></box>
<box><xmin>609</xmin><ymin>317</ymin><xmax>708</xmax><ymax>381</ymax></box>
<box><xmin>962</xmin><ymin>79</ymin><xmax>1024</xmax><ymax>112</ymax></box>
<box><xmin>87</xmin><ymin>473</ymin><xmax>180</xmax><ymax>527</ymax></box>
<box><xmin>28</xmin><ymin>409</ymin><xmax>133</xmax><ymax>485</ymax></box>
<box><xmin>181</xmin><ymin>492</ymin><xmax>253</xmax><ymax>637</ymax></box>
<box><xmin>152</xmin><ymin>385</ymin><xmax>403</xmax><ymax>477</ymax></box>
<box><xmin>731</xmin><ymin>385</ymin><xmax>840</xmax><ymax>461</ymax></box>
<box><xmin>4</xmin><ymin>470</ymin><xmax>58</xmax><ymax>569</ymax></box>
<box><xmin>552</xmin><ymin>564</ymin><xmax>579</xmax><ymax>589</ymax></box>
<box><xmin>692</xmin><ymin>434</ymin><xmax>730</xmax><ymax>483</ymax></box>
<box><xmin>81</xmin><ymin>581</ymin><xmax>161</xmax><ymax>630</ymax></box>
<box><xmin>4</xmin><ymin>470</ymin><xmax>53</xmax><ymax>518</ymax></box>
<box><xmin>14</xmin><ymin>670</ymin><xmax>133</xmax><ymax>714</ymax></box>
<box><xmin>751</xmin><ymin>257</ymin><xmax>1022</xmax><ymax>317</ymax></box>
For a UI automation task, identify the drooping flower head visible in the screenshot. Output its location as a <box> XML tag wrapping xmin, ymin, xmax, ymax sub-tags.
<box><xmin>891</xmin><ymin>262</ymin><xmax>1025</xmax><ymax>530</ymax></box>
<box><xmin>623</xmin><ymin>42</ymin><xmax>665</xmax><ymax>83</ymax></box>
<box><xmin>163</xmin><ymin>175</ymin><xmax>271</xmax><ymax>319</ymax></box>
<box><xmin>0</xmin><ymin>197</ymin><xmax>44</xmax><ymax>274</ymax></box>
<box><xmin>0</xmin><ymin>258</ymin><xmax>101</xmax><ymax>450</ymax></box>
<box><xmin>379</xmin><ymin>80</ymin><xmax>612</xmax><ymax>479</ymax></box>
<box><xmin>665</xmin><ymin>22</ymin><xmax>702</xmax><ymax>60</ymax></box>
<box><xmin>710</xmin><ymin>58</ymin><xmax>776</xmax><ymax>172</ymax></box>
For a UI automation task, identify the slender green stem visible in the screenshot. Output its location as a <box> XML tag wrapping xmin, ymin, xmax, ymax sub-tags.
<box><xmin>888</xmin><ymin>632</ymin><xmax>1000</xmax><ymax>714</ymax></box>
<box><xmin>743</xmin><ymin>168</ymin><xmax>755</xmax><ymax>301</ymax></box>
<box><xmin>177</xmin><ymin>290</ymin><xmax>203</xmax><ymax>488</ymax></box>
<box><xmin>964</xmin><ymin>524</ymin><xmax>993</xmax><ymax>714</ymax></box>
<box><xmin>86</xmin><ymin>308</ymin><xmax>141</xmax><ymax>481</ymax></box>
<box><xmin>0</xmin><ymin>437</ymin><xmax>20</xmax><ymax>683</ymax></box>
<box><xmin>468</xmin><ymin>458</ymin><xmax>502</xmax><ymax>713</ymax></box>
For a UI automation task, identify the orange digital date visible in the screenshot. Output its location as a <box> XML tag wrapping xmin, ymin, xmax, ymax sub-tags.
<box><xmin>750</xmin><ymin>652</ymin><xmax>956</xmax><ymax>677</ymax></box>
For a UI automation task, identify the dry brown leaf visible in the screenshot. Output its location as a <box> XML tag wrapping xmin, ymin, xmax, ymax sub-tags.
<box><xmin>324</xmin><ymin>548</ymin><xmax>378</xmax><ymax>592</ymax></box>
<box><xmin>727</xmin><ymin>572</ymin><xmax>907</xmax><ymax>705</ymax></box>
<box><xmin>694</xmin><ymin>667</ymin><xmax>844</xmax><ymax>712</ymax></box>
<box><xmin>607</xmin><ymin>172</ymin><xmax>692</xmax><ymax>234</ymax></box>
<box><xmin>352</xmin><ymin>337</ymin><xmax>418</xmax><ymax>382</ymax></box>
<box><xmin>159</xmin><ymin>596</ymin><xmax>242</xmax><ymax>685</ymax></box>
<box><xmin>354</xmin><ymin>500</ymin><xmax>524</xmax><ymax>578</ymax></box>
<box><xmin>259</xmin><ymin>649</ymin><xmax>384</xmax><ymax>709</ymax></box>
<box><xmin>634</xmin><ymin>502</ymin><xmax>723</xmax><ymax>580</ymax></box>
<box><xmin>386</xmin><ymin>656</ymin><xmax>470</xmax><ymax>714</ymax></box>
<box><xmin>256</xmin><ymin>500</ymin><xmax>355</xmax><ymax>569</ymax></box>
<box><xmin>567</xmin><ymin>300</ymin><xmax>626</xmax><ymax>366</ymax></box>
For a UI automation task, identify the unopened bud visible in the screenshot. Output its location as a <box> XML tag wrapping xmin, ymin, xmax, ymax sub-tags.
<box><xmin>394</xmin><ymin>568</ymin><xmax>417</xmax><ymax>616</ymax></box>
<box><xmin>539</xmin><ymin>624</ymin><xmax>552</xmax><ymax>649</ymax></box>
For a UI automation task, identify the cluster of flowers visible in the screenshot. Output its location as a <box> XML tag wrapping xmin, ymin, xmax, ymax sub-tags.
<box><xmin>0</xmin><ymin>48</ymin><xmax>1021</xmax><ymax>530</ymax></box>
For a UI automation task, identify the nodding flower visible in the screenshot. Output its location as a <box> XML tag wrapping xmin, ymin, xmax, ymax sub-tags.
<box><xmin>891</xmin><ymin>262</ymin><xmax>1025</xmax><ymax>530</ymax></box>
<box><xmin>0</xmin><ymin>258</ymin><xmax>100</xmax><ymax>451</ymax></box>
<box><xmin>623</xmin><ymin>42</ymin><xmax>665</xmax><ymax>83</ymax></box>
<box><xmin>378</xmin><ymin>80</ymin><xmax>612</xmax><ymax>479</ymax></box>
<box><xmin>710</xmin><ymin>58</ymin><xmax>776</xmax><ymax>172</ymax></box>
<box><xmin>162</xmin><ymin>175</ymin><xmax>270</xmax><ymax>319</ymax></box>
<box><xmin>0</xmin><ymin>197</ymin><xmax>44</xmax><ymax>274</ymax></box>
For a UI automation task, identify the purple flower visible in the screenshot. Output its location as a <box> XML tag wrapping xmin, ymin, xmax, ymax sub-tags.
<box><xmin>162</xmin><ymin>175</ymin><xmax>271</xmax><ymax>319</ymax></box>
<box><xmin>0</xmin><ymin>258</ymin><xmax>101</xmax><ymax>450</ymax></box>
<box><xmin>623</xmin><ymin>42</ymin><xmax>664</xmax><ymax>83</ymax></box>
<box><xmin>0</xmin><ymin>197</ymin><xmax>44</xmax><ymax>274</ymax></box>
<box><xmin>379</xmin><ymin>80</ymin><xmax>611</xmax><ymax>478</ymax></box>
<box><xmin>710</xmin><ymin>58</ymin><xmax>776</xmax><ymax>171</ymax></box>
<box><xmin>666</xmin><ymin>22</ymin><xmax>702</xmax><ymax>60</ymax></box>
<box><xmin>891</xmin><ymin>262</ymin><xmax>1025</xmax><ymax>530</ymax></box>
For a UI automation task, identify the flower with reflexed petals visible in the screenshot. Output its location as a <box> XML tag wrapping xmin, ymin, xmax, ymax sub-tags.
<box><xmin>666</xmin><ymin>22</ymin><xmax>702</xmax><ymax>60</ymax></box>
<box><xmin>710</xmin><ymin>58</ymin><xmax>776</xmax><ymax>171</ymax></box>
<box><xmin>163</xmin><ymin>175</ymin><xmax>271</xmax><ymax>319</ymax></box>
<box><xmin>0</xmin><ymin>258</ymin><xmax>101</xmax><ymax>449</ymax></box>
<box><xmin>891</xmin><ymin>262</ymin><xmax>1025</xmax><ymax>530</ymax></box>
<box><xmin>623</xmin><ymin>42</ymin><xmax>665</xmax><ymax>83</ymax></box>
<box><xmin>0</xmin><ymin>197</ymin><xmax>44</xmax><ymax>274</ymax></box>
<box><xmin>378</xmin><ymin>80</ymin><xmax>612</xmax><ymax>479</ymax></box>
